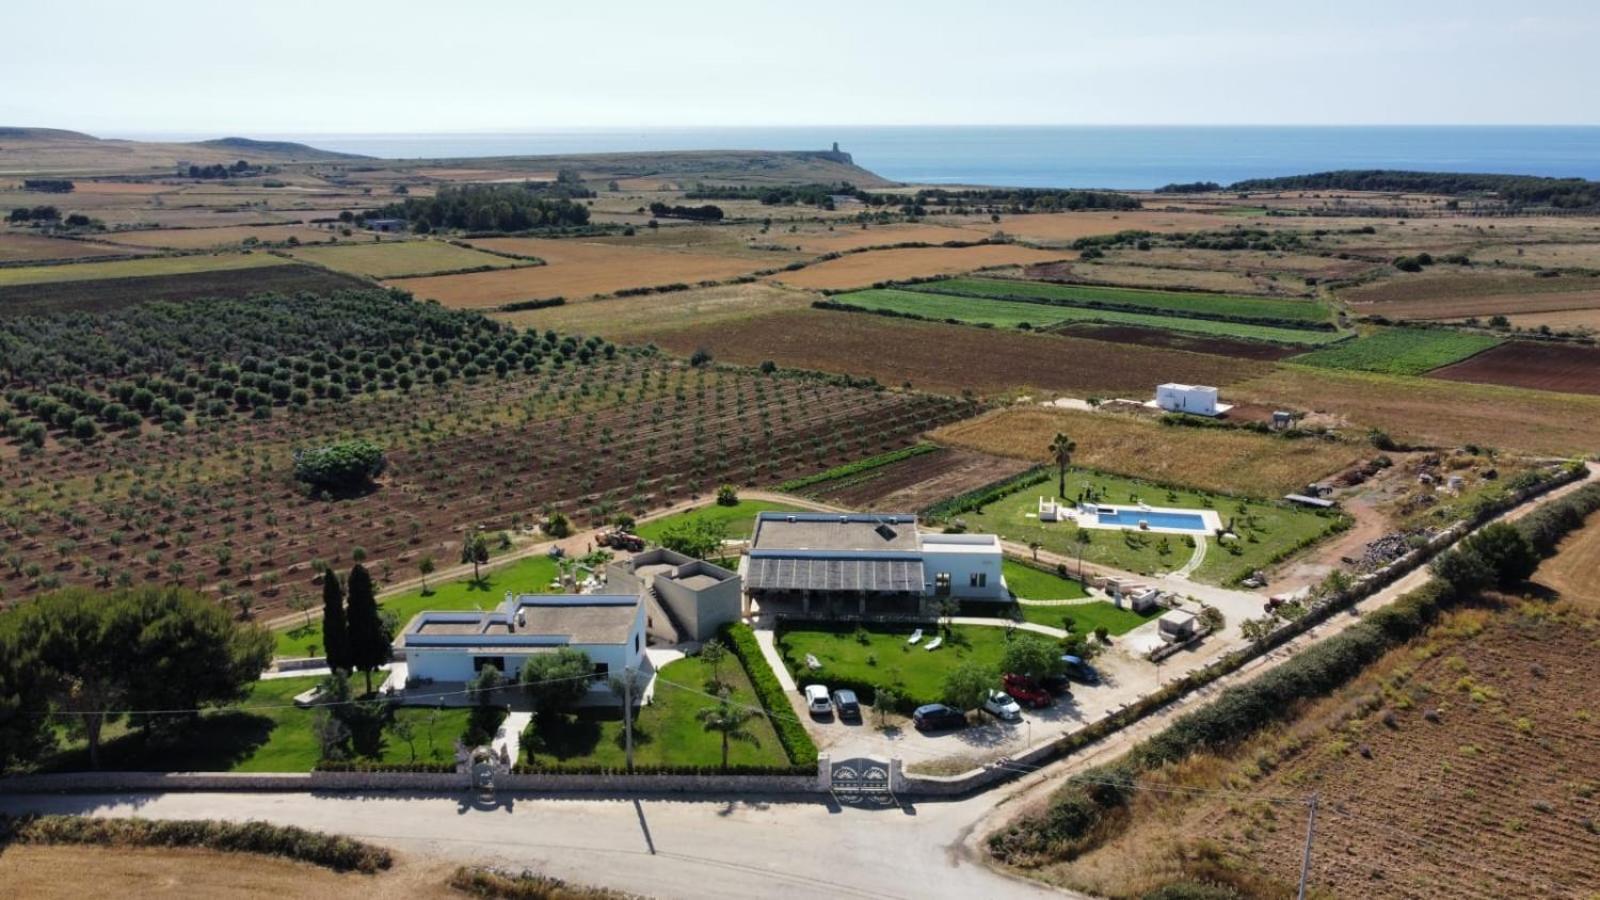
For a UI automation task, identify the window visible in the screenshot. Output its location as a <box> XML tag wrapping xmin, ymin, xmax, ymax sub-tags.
<box><xmin>592</xmin><ymin>662</ymin><xmax>610</xmax><ymax>680</ymax></box>
<box><xmin>635</xmin><ymin>634</ymin><xmax>641</xmax><ymax>653</ymax></box>
<box><xmin>969</xmin><ymin>572</ymin><xmax>987</xmax><ymax>588</ymax></box>
<box><xmin>934</xmin><ymin>572</ymin><xmax>951</xmax><ymax>596</ymax></box>
<box><xmin>473</xmin><ymin>656</ymin><xmax>506</xmax><ymax>674</ymax></box>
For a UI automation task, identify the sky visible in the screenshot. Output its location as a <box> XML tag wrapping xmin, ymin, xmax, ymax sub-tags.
<box><xmin>3</xmin><ymin>0</ymin><xmax>1597</xmax><ymax>134</ymax></box>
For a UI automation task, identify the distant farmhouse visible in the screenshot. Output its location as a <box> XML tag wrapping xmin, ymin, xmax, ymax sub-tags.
<box><xmin>1153</xmin><ymin>383</ymin><xmax>1230</xmax><ymax>417</ymax></box>
<box><xmin>365</xmin><ymin>217</ymin><xmax>407</xmax><ymax>233</ymax></box>
<box><xmin>745</xmin><ymin>511</ymin><xmax>1005</xmax><ymax>617</ymax></box>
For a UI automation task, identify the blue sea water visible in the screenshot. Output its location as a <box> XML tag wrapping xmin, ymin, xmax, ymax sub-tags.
<box><xmin>123</xmin><ymin>126</ymin><xmax>1600</xmax><ymax>189</ymax></box>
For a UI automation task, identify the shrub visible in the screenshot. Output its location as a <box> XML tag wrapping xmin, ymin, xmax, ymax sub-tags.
<box><xmin>715</xmin><ymin>483</ymin><xmax>739</xmax><ymax>506</ymax></box>
<box><xmin>720</xmin><ymin>623</ymin><xmax>818</xmax><ymax>766</ymax></box>
<box><xmin>0</xmin><ymin>814</ymin><xmax>392</xmax><ymax>873</ymax></box>
<box><xmin>446</xmin><ymin>865</ymin><xmax>636</xmax><ymax>899</ymax></box>
<box><xmin>293</xmin><ymin>438</ymin><xmax>386</xmax><ymax>493</ymax></box>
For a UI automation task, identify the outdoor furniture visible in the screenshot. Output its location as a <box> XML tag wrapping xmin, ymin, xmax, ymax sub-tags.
<box><xmin>907</xmin><ymin>628</ymin><xmax>924</xmax><ymax>645</ymax></box>
<box><xmin>924</xmin><ymin>636</ymin><xmax>943</xmax><ymax>651</ymax></box>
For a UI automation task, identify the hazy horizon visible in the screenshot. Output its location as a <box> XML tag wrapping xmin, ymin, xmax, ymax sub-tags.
<box><xmin>4</xmin><ymin>1</ymin><xmax>1596</xmax><ymax>133</ymax></box>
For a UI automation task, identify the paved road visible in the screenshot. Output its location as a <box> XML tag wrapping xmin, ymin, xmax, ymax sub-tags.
<box><xmin>0</xmin><ymin>789</ymin><xmax>1074</xmax><ymax>900</ymax></box>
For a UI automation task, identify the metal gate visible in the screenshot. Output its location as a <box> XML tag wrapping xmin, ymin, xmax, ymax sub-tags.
<box><xmin>830</xmin><ymin>757</ymin><xmax>895</xmax><ymax>807</ymax></box>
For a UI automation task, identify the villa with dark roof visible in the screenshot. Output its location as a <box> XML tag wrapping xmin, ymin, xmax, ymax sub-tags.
<box><xmin>744</xmin><ymin>511</ymin><xmax>1006</xmax><ymax>617</ymax></box>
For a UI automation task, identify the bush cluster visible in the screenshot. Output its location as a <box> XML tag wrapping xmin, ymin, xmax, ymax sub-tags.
<box><xmin>447</xmin><ymin>865</ymin><xmax>637</xmax><ymax>899</ymax></box>
<box><xmin>0</xmin><ymin>814</ymin><xmax>393</xmax><ymax>873</ymax></box>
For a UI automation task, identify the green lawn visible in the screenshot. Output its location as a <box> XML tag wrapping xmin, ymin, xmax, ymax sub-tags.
<box><xmin>1017</xmin><ymin>600</ymin><xmax>1159</xmax><ymax>635</ymax></box>
<box><xmin>274</xmin><ymin>554</ymin><xmax>560</xmax><ymax>658</ymax></box>
<box><xmin>833</xmin><ymin>288</ymin><xmax>1345</xmax><ymax>346</ymax></box>
<box><xmin>776</xmin><ymin>624</ymin><xmax>1015</xmax><ymax>707</ymax></box>
<box><xmin>39</xmin><ymin>675</ymin><xmax>478</xmax><ymax>773</ymax></box>
<box><xmin>1002</xmin><ymin>558</ymin><xmax>1089</xmax><ymax>600</ymax></box>
<box><xmin>521</xmin><ymin>654</ymin><xmax>789</xmax><ymax>769</ymax></box>
<box><xmin>904</xmin><ymin>277</ymin><xmax>1332</xmax><ymax>324</ymax></box>
<box><xmin>964</xmin><ymin>469</ymin><xmax>1346</xmax><ymax>585</ymax></box>
<box><xmin>635</xmin><ymin>499</ymin><xmax>805</xmax><ymax>545</ymax></box>
<box><xmin>1291</xmin><ymin>328</ymin><xmax>1502</xmax><ymax>375</ymax></box>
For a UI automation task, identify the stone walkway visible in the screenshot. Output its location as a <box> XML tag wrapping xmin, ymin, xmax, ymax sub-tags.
<box><xmin>496</xmin><ymin>710</ymin><xmax>532</xmax><ymax>765</ymax></box>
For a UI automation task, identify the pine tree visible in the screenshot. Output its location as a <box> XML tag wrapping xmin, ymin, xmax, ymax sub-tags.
<box><xmin>345</xmin><ymin>563</ymin><xmax>392</xmax><ymax>694</ymax></box>
<box><xmin>320</xmin><ymin>567</ymin><xmax>351</xmax><ymax>673</ymax></box>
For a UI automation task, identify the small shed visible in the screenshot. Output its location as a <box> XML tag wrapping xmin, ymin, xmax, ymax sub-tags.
<box><xmin>1158</xmin><ymin>609</ymin><xmax>1198</xmax><ymax>643</ymax></box>
<box><xmin>1156</xmin><ymin>383</ymin><xmax>1221</xmax><ymax>417</ymax></box>
<box><xmin>1128</xmin><ymin>587</ymin><xmax>1162</xmax><ymax>614</ymax></box>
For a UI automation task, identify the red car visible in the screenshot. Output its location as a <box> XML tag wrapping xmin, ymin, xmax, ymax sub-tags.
<box><xmin>1002</xmin><ymin>673</ymin><xmax>1053</xmax><ymax>709</ymax></box>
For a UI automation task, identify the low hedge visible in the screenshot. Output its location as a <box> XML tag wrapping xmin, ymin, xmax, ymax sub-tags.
<box><xmin>0</xmin><ymin>814</ymin><xmax>393</xmax><ymax>873</ymax></box>
<box><xmin>448</xmin><ymin>865</ymin><xmax>638</xmax><ymax>899</ymax></box>
<box><xmin>315</xmin><ymin>760</ymin><xmax>457</xmax><ymax>773</ymax></box>
<box><xmin>720</xmin><ymin>622</ymin><xmax>819</xmax><ymax>767</ymax></box>
<box><xmin>775</xmin><ymin>443</ymin><xmax>938</xmax><ymax>493</ymax></box>
<box><xmin>510</xmin><ymin>762</ymin><xmax>808</xmax><ymax>776</ymax></box>
<box><xmin>922</xmin><ymin>465</ymin><xmax>1051</xmax><ymax>520</ymax></box>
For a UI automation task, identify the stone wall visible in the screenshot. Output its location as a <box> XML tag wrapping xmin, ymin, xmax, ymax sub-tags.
<box><xmin>2</xmin><ymin>768</ymin><xmax>822</xmax><ymax>796</ymax></box>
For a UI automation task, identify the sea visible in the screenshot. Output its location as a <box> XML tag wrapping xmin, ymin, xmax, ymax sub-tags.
<box><xmin>120</xmin><ymin>126</ymin><xmax>1600</xmax><ymax>190</ymax></box>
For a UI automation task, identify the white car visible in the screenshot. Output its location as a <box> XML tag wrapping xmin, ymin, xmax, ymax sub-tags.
<box><xmin>803</xmin><ymin>684</ymin><xmax>832</xmax><ymax>716</ymax></box>
<box><xmin>983</xmin><ymin>689</ymin><xmax>1022</xmax><ymax>722</ymax></box>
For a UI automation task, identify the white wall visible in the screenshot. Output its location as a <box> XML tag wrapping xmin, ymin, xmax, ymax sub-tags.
<box><xmin>408</xmin><ymin>605</ymin><xmax>646</xmax><ymax>686</ymax></box>
<box><xmin>920</xmin><ymin>546</ymin><xmax>1006</xmax><ymax>600</ymax></box>
<box><xmin>1156</xmin><ymin>384</ymin><xmax>1217</xmax><ymax>415</ymax></box>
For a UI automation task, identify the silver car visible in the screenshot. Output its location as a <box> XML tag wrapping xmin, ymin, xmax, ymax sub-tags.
<box><xmin>803</xmin><ymin>684</ymin><xmax>832</xmax><ymax>716</ymax></box>
<box><xmin>982</xmin><ymin>689</ymin><xmax>1022</xmax><ymax>722</ymax></box>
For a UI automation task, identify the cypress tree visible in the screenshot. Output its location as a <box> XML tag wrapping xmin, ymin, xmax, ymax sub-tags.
<box><xmin>345</xmin><ymin>563</ymin><xmax>391</xmax><ymax>694</ymax></box>
<box><xmin>320</xmin><ymin>568</ymin><xmax>351</xmax><ymax>674</ymax></box>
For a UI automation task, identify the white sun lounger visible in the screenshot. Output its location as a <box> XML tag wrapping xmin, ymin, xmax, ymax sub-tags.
<box><xmin>805</xmin><ymin>653</ymin><xmax>822</xmax><ymax>670</ymax></box>
<box><xmin>907</xmin><ymin>628</ymin><xmax>924</xmax><ymax>645</ymax></box>
<box><xmin>924</xmin><ymin>636</ymin><xmax>944</xmax><ymax>651</ymax></box>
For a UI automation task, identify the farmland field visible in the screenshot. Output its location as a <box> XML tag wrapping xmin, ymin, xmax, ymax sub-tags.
<box><xmin>492</xmin><ymin>282</ymin><xmax>815</xmax><ymax>340</ymax></box>
<box><xmin>647</xmin><ymin>308</ymin><xmax>1272</xmax><ymax>399</ymax></box>
<box><xmin>906</xmin><ymin>277</ymin><xmax>1333</xmax><ymax>325</ymax></box>
<box><xmin>1427</xmin><ymin>340</ymin><xmax>1600</xmax><ymax>396</ymax></box>
<box><xmin>1053</xmin><ymin>323</ymin><xmax>1303</xmax><ymax>360</ymax></box>
<box><xmin>0</xmin><ymin>290</ymin><xmax>978</xmax><ymax>613</ymax></box>
<box><xmin>0</xmin><ymin>263</ymin><xmax>371</xmax><ymax>315</ymax></box>
<box><xmin>97</xmin><ymin>224</ymin><xmax>340</xmax><ymax>250</ymax></box>
<box><xmin>1018</xmin><ymin>528</ymin><xmax>1600</xmax><ymax>899</ymax></box>
<box><xmin>1232</xmin><ymin>366</ymin><xmax>1600</xmax><ymax>456</ymax></box>
<box><xmin>931</xmin><ymin>406</ymin><xmax>1366</xmax><ymax>497</ymax></box>
<box><xmin>1291</xmin><ymin>327</ymin><xmax>1502</xmax><ymax>375</ymax></box>
<box><xmin>789</xmin><ymin>446</ymin><xmax>1035</xmax><ymax>511</ymax></box>
<box><xmin>403</xmin><ymin>237</ymin><xmax>767</xmax><ymax>306</ymax></box>
<box><xmin>831</xmin><ymin>288</ymin><xmax>1345</xmax><ymax>345</ymax></box>
<box><xmin>0</xmin><ymin>251</ymin><xmax>288</xmax><ymax>286</ymax></box>
<box><xmin>772</xmin><ymin>244</ymin><xmax>1069</xmax><ymax>290</ymax></box>
<box><xmin>1342</xmin><ymin>270</ymin><xmax>1600</xmax><ymax>320</ymax></box>
<box><xmin>290</xmin><ymin>239</ymin><xmax>525</xmax><ymax>277</ymax></box>
<box><xmin>0</xmin><ymin>232</ymin><xmax>143</xmax><ymax>262</ymax></box>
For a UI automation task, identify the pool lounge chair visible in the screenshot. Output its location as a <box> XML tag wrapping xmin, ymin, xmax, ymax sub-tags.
<box><xmin>924</xmin><ymin>636</ymin><xmax>943</xmax><ymax>651</ymax></box>
<box><xmin>805</xmin><ymin>653</ymin><xmax>822</xmax><ymax>670</ymax></box>
<box><xmin>907</xmin><ymin>628</ymin><xmax>924</xmax><ymax>645</ymax></box>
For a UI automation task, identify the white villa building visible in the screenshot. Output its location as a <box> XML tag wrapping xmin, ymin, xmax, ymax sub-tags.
<box><xmin>398</xmin><ymin>593</ymin><xmax>646</xmax><ymax>692</ymax></box>
<box><xmin>744</xmin><ymin>511</ymin><xmax>1006</xmax><ymax>617</ymax></box>
<box><xmin>1154</xmin><ymin>383</ymin><xmax>1230</xmax><ymax>417</ymax></box>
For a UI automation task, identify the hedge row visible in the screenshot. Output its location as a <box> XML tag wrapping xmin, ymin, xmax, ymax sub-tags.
<box><xmin>921</xmin><ymin>465</ymin><xmax>1051</xmax><ymax>520</ymax></box>
<box><xmin>775</xmin><ymin>442</ymin><xmax>939</xmax><ymax>493</ymax></box>
<box><xmin>497</xmin><ymin>296</ymin><xmax>566</xmax><ymax>312</ymax></box>
<box><xmin>448</xmin><ymin>865</ymin><xmax>638</xmax><ymax>899</ymax></box>
<box><xmin>509</xmin><ymin>762</ymin><xmax>809</xmax><ymax>776</ymax></box>
<box><xmin>720</xmin><ymin>623</ymin><xmax>819</xmax><ymax>767</ymax></box>
<box><xmin>314</xmin><ymin>760</ymin><xmax>456</xmax><ymax>773</ymax></box>
<box><xmin>0</xmin><ymin>814</ymin><xmax>393</xmax><ymax>873</ymax></box>
<box><xmin>988</xmin><ymin>469</ymin><xmax>1599</xmax><ymax>864</ymax></box>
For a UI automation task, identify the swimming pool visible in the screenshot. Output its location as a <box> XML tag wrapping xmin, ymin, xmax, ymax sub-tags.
<box><xmin>1095</xmin><ymin>508</ymin><xmax>1210</xmax><ymax>532</ymax></box>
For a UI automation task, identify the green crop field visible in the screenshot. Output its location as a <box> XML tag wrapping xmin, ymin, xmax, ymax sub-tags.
<box><xmin>0</xmin><ymin>252</ymin><xmax>289</xmax><ymax>286</ymax></box>
<box><xmin>289</xmin><ymin>240</ymin><xmax>526</xmax><ymax>278</ymax></box>
<box><xmin>831</xmin><ymin>288</ymin><xmax>1347</xmax><ymax>346</ymax></box>
<box><xmin>1290</xmin><ymin>327</ymin><xmax>1503</xmax><ymax>375</ymax></box>
<box><xmin>905</xmin><ymin>277</ymin><xmax>1332</xmax><ymax>325</ymax></box>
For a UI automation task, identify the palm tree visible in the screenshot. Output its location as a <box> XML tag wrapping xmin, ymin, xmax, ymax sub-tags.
<box><xmin>1049</xmin><ymin>432</ymin><xmax>1076</xmax><ymax>500</ymax></box>
<box><xmin>697</xmin><ymin>694</ymin><xmax>760</xmax><ymax>770</ymax></box>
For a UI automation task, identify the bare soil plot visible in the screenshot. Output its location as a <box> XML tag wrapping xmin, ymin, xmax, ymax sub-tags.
<box><xmin>931</xmin><ymin>406</ymin><xmax>1363</xmax><ymax>496</ymax></box>
<box><xmin>68</xmin><ymin>180</ymin><xmax>177</xmax><ymax>195</ymax></box>
<box><xmin>1232</xmin><ymin>366</ymin><xmax>1600</xmax><ymax>457</ymax></box>
<box><xmin>1428</xmin><ymin>340</ymin><xmax>1600</xmax><ymax>396</ymax></box>
<box><xmin>411</xmin><ymin>237</ymin><xmax>767</xmax><ymax>306</ymax></box>
<box><xmin>647</xmin><ymin>307</ymin><xmax>1270</xmax><ymax>400</ymax></box>
<box><xmin>773</xmin><ymin>244</ymin><xmax>1069</xmax><ymax>291</ymax></box>
<box><xmin>771</xmin><ymin>222</ymin><xmax>991</xmax><ymax>254</ymax></box>
<box><xmin>1468</xmin><ymin>241</ymin><xmax>1600</xmax><ymax>268</ymax></box>
<box><xmin>1052</xmin><ymin>323</ymin><xmax>1302</xmax><ymax>360</ymax></box>
<box><xmin>0</xmin><ymin>232</ymin><xmax>143</xmax><ymax>262</ymax></box>
<box><xmin>974</xmin><ymin>210</ymin><xmax>1224</xmax><ymax>244</ymax></box>
<box><xmin>1504</xmin><ymin>307</ymin><xmax>1600</xmax><ymax>333</ymax></box>
<box><xmin>98</xmin><ymin>224</ymin><xmax>337</xmax><ymax>250</ymax></box>
<box><xmin>1533</xmin><ymin>509</ymin><xmax>1600</xmax><ymax>605</ymax></box>
<box><xmin>0</xmin><ymin>845</ymin><xmax>454</xmax><ymax>900</ymax></box>
<box><xmin>802</xmin><ymin>447</ymin><xmax>1034</xmax><ymax>510</ymax></box>
<box><xmin>492</xmin><ymin>282</ymin><xmax>815</xmax><ymax>340</ymax></box>
<box><xmin>0</xmin><ymin>263</ymin><xmax>371</xmax><ymax>316</ymax></box>
<box><xmin>291</xmin><ymin>240</ymin><xmax>522</xmax><ymax>278</ymax></box>
<box><xmin>1342</xmin><ymin>270</ymin><xmax>1600</xmax><ymax>320</ymax></box>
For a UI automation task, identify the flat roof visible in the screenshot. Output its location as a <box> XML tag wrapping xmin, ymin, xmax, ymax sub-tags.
<box><xmin>675</xmin><ymin>573</ymin><xmax>723</xmax><ymax>590</ymax></box>
<box><xmin>751</xmin><ymin>512</ymin><xmax>920</xmax><ymax>553</ymax></box>
<box><xmin>747</xmin><ymin>556</ymin><xmax>923</xmax><ymax>593</ymax></box>
<box><xmin>510</xmin><ymin>598</ymin><xmax>638</xmax><ymax>644</ymax></box>
<box><xmin>403</xmin><ymin>594</ymin><xmax>639</xmax><ymax>647</ymax></box>
<box><xmin>414</xmin><ymin>621</ymin><xmax>485</xmax><ymax>636</ymax></box>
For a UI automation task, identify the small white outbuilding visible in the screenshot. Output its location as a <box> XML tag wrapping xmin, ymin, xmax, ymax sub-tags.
<box><xmin>1156</xmin><ymin>383</ymin><xmax>1221</xmax><ymax>417</ymax></box>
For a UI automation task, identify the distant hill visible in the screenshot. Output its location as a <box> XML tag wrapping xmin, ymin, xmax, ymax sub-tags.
<box><xmin>1227</xmin><ymin>169</ymin><xmax>1600</xmax><ymax>209</ymax></box>
<box><xmin>0</xmin><ymin>128</ymin><xmax>364</xmax><ymax>176</ymax></box>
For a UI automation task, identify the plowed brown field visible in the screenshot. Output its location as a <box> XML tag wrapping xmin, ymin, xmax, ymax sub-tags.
<box><xmin>798</xmin><ymin>447</ymin><xmax>1034</xmax><ymax>510</ymax></box>
<box><xmin>1428</xmin><ymin>340</ymin><xmax>1600</xmax><ymax>396</ymax></box>
<box><xmin>773</xmin><ymin>244</ymin><xmax>1070</xmax><ymax>290</ymax></box>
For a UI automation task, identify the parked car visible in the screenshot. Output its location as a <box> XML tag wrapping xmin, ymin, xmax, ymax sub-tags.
<box><xmin>1059</xmin><ymin>655</ymin><xmax>1100</xmax><ymax>685</ymax></box>
<box><xmin>1002</xmin><ymin>673</ymin><xmax>1053</xmax><ymax>708</ymax></box>
<box><xmin>803</xmin><ymin>684</ymin><xmax>832</xmax><ymax>717</ymax></box>
<box><xmin>912</xmin><ymin>703</ymin><xmax>967</xmax><ymax>731</ymax></box>
<box><xmin>1040</xmin><ymin>673</ymin><xmax>1074</xmax><ymax>697</ymax></box>
<box><xmin>982</xmin><ymin>689</ymin><xmax>1023</xmax><ymax>722</ymax></box>
<box><xmin>831</xmin><ymin>688</ymin><xmax>861</xmax><ymax>721</ymax></box>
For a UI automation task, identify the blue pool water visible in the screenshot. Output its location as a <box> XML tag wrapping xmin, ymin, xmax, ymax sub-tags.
<box><xmin>1096</xmin><ymin>508</ymin><xmax>1208</xmax><ymax>531</ymax></box>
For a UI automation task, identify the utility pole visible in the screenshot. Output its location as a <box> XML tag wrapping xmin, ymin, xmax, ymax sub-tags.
<box><xmin>622</xmin><ymin>665</ymin><xmax>635</xmax><ymax>772</ymax></box>
<box><xmin>1296</xmin><ymin>792</ymin><xmax>1319</xmax><ymax>900</ymax></box>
